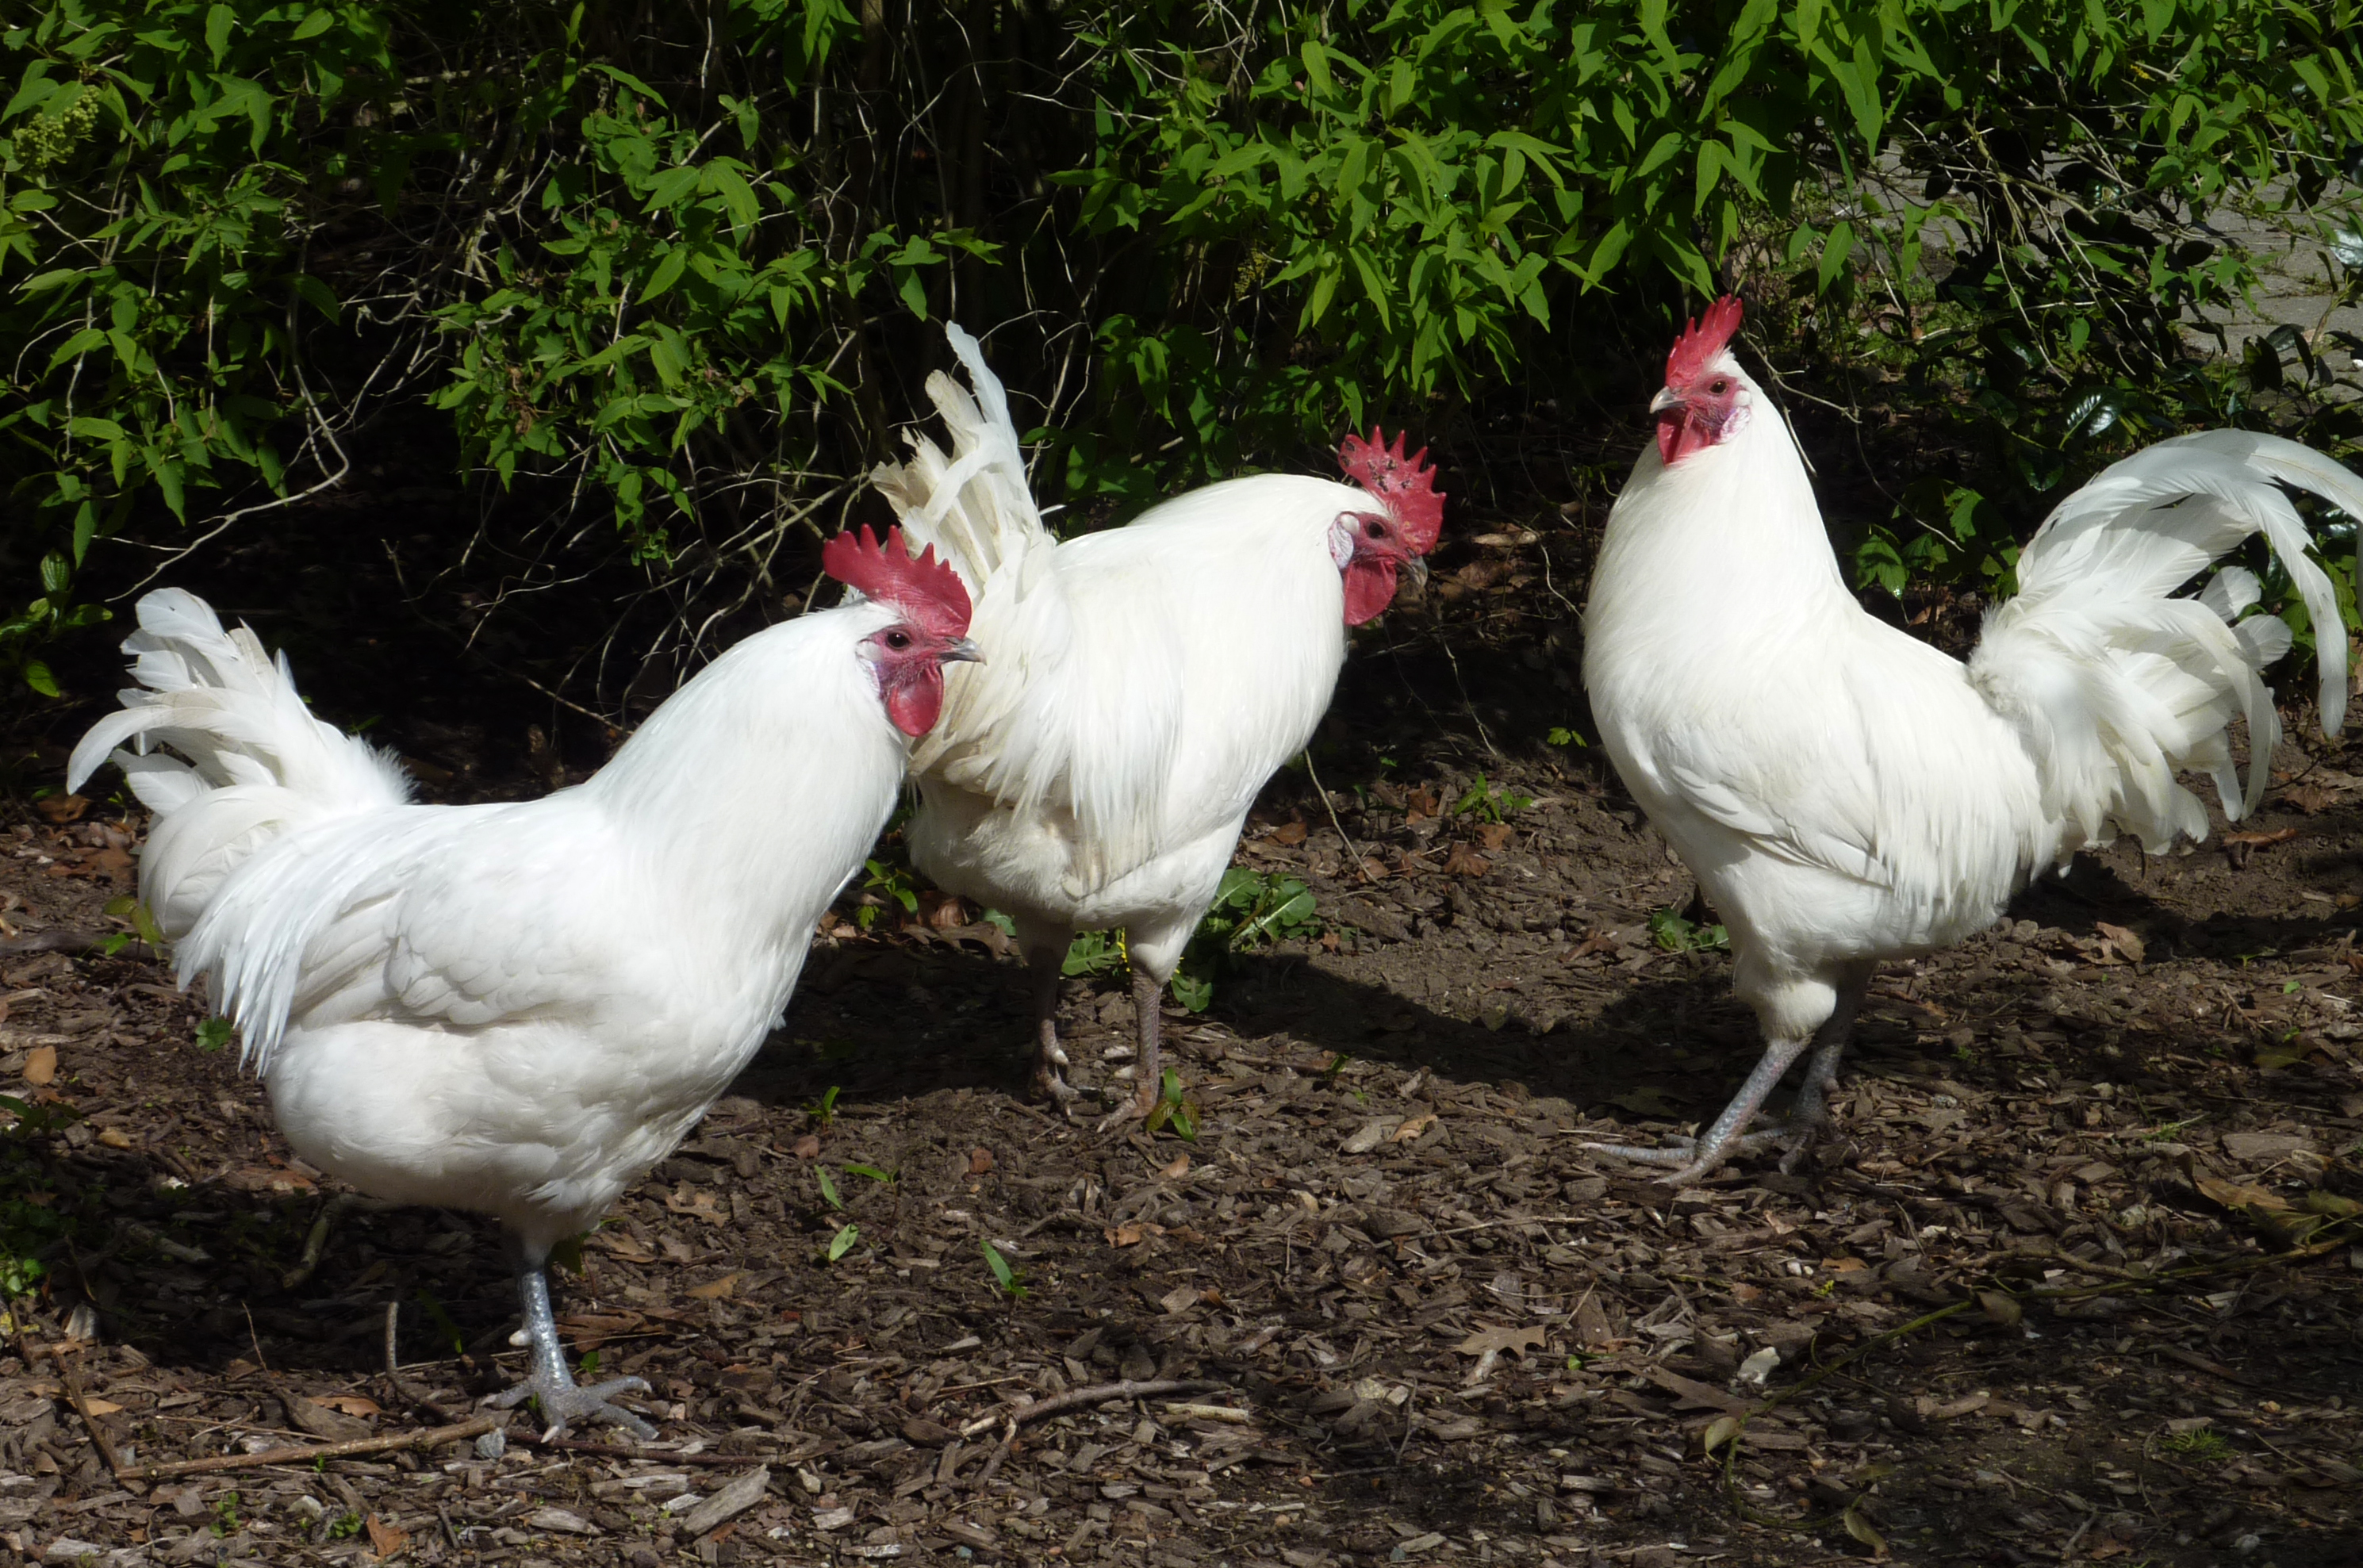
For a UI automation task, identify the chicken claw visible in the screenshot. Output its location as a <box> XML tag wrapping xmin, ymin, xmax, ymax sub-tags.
<box><xmin>490</xmin><ymin>1251</ymin><xmax>658</xmax><ymax>1441</ymax></box>
<box><xmin>1093</xmin><ymin>970</ymin><xmax>1167</xmax><ymax>1132</ymax></box>
<box><xmin>1586</xmin><ymin>1023</ymin><xmax>1851</xmax><ymax>1187</ymax></box>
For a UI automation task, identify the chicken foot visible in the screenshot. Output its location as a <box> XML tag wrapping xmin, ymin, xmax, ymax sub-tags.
<box><xmin>486</xmin><ymin>1244</ymin><xmax>657</xmax><ymax>1441</ymax></box>
<box><xmin>1026</xmin><ymin>948</ymin><xmax>1079</xmax><ymax>1107</ymax></box>
<box><xmin>1586</xmin><ymin>972</ymin><xmax>1867</xmax><ymax>1186</ymax></box>
<box><xmin>1096</xmin><ymin>968</ymin><xmax>1165</xmax><ymax>1130</ymax></box>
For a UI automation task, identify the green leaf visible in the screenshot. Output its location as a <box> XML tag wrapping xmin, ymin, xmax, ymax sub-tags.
<box><xmin>815</xmin><ymin>1165</ymin><xmax>841</xmax><ymax>1210</ymax></box>
<box><xmin>205</xmin><ymin>3</ymin><xmax>236</xmax><ymax>64</ymax></box>
<box><xmin>21</xmin><ymin>661</ymin><xmax>58</xmax><ymax>699</ymax></box>
<box><xmin>639</xmin><ymin>247</ymin><xmax>689</xmax><ymax>303</ymax></box>
<box><xmin>823</xmin><ymin>1223</ymin><xmax>860</xmax><ymax>1263</ymax></box>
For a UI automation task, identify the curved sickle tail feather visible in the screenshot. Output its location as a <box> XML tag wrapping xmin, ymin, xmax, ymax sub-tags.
<box><xmin>67</xmin><ymin>588</ymin><xmax>413</xmax><ymax>941</ymax></box>
<box><xmin>1969</xmin><ymin>429</ymin><xmax>2359</xmax><ymax>855</ymax></box>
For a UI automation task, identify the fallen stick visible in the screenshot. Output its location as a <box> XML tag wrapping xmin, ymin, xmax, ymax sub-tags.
<box><xmin>514</xmin><ymin>1432</ymin><xmax>782</xmax><ymax>1466</ymax></box>
<box><xmin>120</xmin><ymin>1414</ymin><xmax>504</xmax><ymax>1482</ymax></box>
<box><xmin>957</xmin><ymin>1378</ymin><xmax>1226</xmax><ymax>1440</ymax></box>
<box><xmin>57</xmin><ymin>1347</ymin><xmax>127</xmax><ymax>1480</ymax></box>
<box><xmin>0</xmin><ymin>931</ymin><xmax>163</xmax><ymax>962</ymax></box>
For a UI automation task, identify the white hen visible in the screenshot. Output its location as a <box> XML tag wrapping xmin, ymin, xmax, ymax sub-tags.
<box><xmin>1583</xmin><ymin>297</ymin><xmax>2357</xmax><ymax>1183</ymax></box>
<box><xmin>869</xmin><ymin>325</ymin><xmax>1443</xmax><ymax>1120</ymax></box>
<box><xmin>67</xmin><ymin>527</ymin><xmax>976</xmax><ymax>1433</ymax></box>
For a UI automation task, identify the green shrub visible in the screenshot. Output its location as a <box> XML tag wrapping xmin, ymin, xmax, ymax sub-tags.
<box><xmin>2</xmin><ymin>1</ymin><xmax>2356</xmax><ymax>703</ymax></box>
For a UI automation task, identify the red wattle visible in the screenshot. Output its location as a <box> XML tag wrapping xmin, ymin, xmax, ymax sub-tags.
<box><xmin>1342</xmin><ymin>558</ymin><xmax>1400</xmax><ymax>625</ymax></box>
<box><xmin>1657</xmin><ymin>409</ymin><xmax>1712</xmax><ymax>466</ymax></box>
<box><xmin>885</xmin><ymin>672</ymin><xmax>945</xmax><ymax>737</ymax></box>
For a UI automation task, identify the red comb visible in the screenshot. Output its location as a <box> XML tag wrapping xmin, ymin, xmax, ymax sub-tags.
<box><xmin>1666</xmin><ymin>295</ymin><xmax>1744</xmax><ymax>385</ymax></box>
<box><xmin>820</xmin><ymin>525</ymin><xmax>972</xmax><ymax>640</ymax></box>
<box><xmin>1337</xmin><ymin>428</ymin><xmax>1444</xmax><ymax>554</ymax></box>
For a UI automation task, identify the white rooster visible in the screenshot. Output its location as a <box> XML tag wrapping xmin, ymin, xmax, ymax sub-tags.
<box><xmin>1583</xmin><ymin>296</ymin><xmax>2359</xmax><ymax>1183</ymax></box>
<box><xmin>868</xmin><ymin>325</ymin><xmax>1442</xmax><ymax>1121</ymax></box>
<box><xmin>67</xmin><ymin>527</ymin><xmax>977</xmax><ymax>1434</ymax></box>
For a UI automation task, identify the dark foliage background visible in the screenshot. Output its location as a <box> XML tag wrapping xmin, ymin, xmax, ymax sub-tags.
<box><xmin>3</xmin><ymin>0</ymin><xmax>2360</xmax><ymax>734</ymax></box>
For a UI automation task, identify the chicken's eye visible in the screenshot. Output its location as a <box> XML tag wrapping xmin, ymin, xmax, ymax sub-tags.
<box><xmin>1709</xmin><ymin>378</ymin><xmax>1730</xmax><ymax>395</ymax></box>
<box><xmin>884</xmin><ymin>630</ymin><xmax>912</xmax><ymax>652</ymax></box>
<box><xmin>1366</xmin><ymin>519</ymin><xmax>1389</xmax><ymax>539</ymax></box>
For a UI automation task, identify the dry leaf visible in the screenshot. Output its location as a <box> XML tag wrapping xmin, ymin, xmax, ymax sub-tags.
<box><xmin>1563</xmin><ymin>928</ymin><xmax>1622</xmax><ymax>960</ymax></box>
<box><xmin>79</xmin><ymin>1397</ymin><xmax>123</xmax><ymax>1417</ymax></box>
<box><xmin>967</xmin><ymin>1147</ymin><xmax>994</xmax><ymax>1176</ymax></box>
<box><xmin>22</xmin><ymin>1046</ymin><xmax>56</xmax><ymax>1087</ymax></box>
<box><xmin>590</xmin><ymin>1230</ymin><xmax>656</xmax><ymax>1263</ymax></box>
<box><xmin>365</xmin><ymin>1514</ymin><xmax>409</xmax><ymax>1559</ymax></box>
<box><xmin>95</xmin><ymin>1127</ymin><xmax>132</xmax><ymax>1150</ymax></box>
<box><xmin>1477</xmin><ymin>822</ymin><xmax>1514</xmax><ymax>852</ymax></box>
<box><xmin>287</xmin><ymin>1395</ymin><xmax>373</xmax><ymax>1442</ymax></box>
<box><xmin>1158</xmin><ymin>1282</ymin><xmax>1203</xmax><ymax>1315</ymax></box>
<box><xmin>1268</xmin><ymin>821</ymin><xmax>1308</xmax><ymax>846</ymax></box>
<box><xmin>1391</xmin><ymin>1114</ymin><xmax>1437</xmax><ymax>1144</ymax></box>
<box><xmin>1842</xmin><ymin>1501</ymin><xmax>1888</xmax><ymax>1556</ymax></box>
<box><xmin>2093</xmin><ymin>922</ymin><xmax>2146</xmax><ymax>964</ymax></box>
<box><xmin>35</xmin><ymin>795</ymin><xmax>88</xmax><ymax>824</ymax></box>
<box><xmin>1455</xmin><ymin>1324</ymin><xmax>1547</xmax><ymax>1358</ymax></box>
<box><xmin>2223</xmin><ymin>827</ymin><xmax>2300</xmax><ymax>849</ymax></box>
<box><xmin>664</xmin><ymin>1183</ymin><xmax>724</xmax><ymax>1223</ymax></box>
<box><xmin>2281</xmin><ymin>782</ymin><xmax>2338</xmax><ymax>814</ymax></box>
<box><xmin>790</xmin><ymin>1134</ymin><xmax>822</xmax><ymax>1160</ymax></box>
<box><xmin>1440</xmin><ymin>843</ymin><xmax>1490</xmax><ymax>877</ymax></box>
<box><xmin>317</xmin><ymin>1394</ymin><xmax>382</xmax><ymax>1417</ymax></box>
<box><xmin>688</xmin><ymin>1271</ymin><xmax>746</xmax><ymax>1300</ymax></box>
<box><xmin>2196</xmin><ymin>1175</ymin><xmax>2292</xmax><ymax>1213</ymax></box>
<box><xmin>1158</xmin><ymin>1152</ymin><xmax>1191</xmax><ymax>1179</ymax></box>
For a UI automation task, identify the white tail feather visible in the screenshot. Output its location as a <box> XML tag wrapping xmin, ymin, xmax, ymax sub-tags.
<box><xmin>67</xmin><ymin>589</ymin><xmax>413</xmax><ymax>937</ymax></box>
<box><xmin>1970</xmin><ymin>430</ymin><xmax>2359</xmax><ymax>852</ymax></box>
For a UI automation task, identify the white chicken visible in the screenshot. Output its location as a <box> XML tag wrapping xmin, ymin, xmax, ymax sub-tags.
<box><xmin>868</xmin><ymin>325</ymin><xmax>1442</xmax><ymax>1120</ymax></box>
<box><xmin>1582</xmin><ymin>296</ymin><xmax>2360</xmax><ymax>1183</ymax></box>
<box><xmin>67</xmin><ymin>527</ymin><xmax>977</xmax><ymax>1434</ymax></box>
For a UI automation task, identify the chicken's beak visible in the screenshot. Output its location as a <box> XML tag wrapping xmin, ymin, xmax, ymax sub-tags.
<box><xmin>1648</xmin><ymin>386</ymin><xmax>1684</xmax><ymax>415</ymax></box>
<box><xmin>1404</xmin><ymin>555</ymin><xmax>1429</xmax><ymax>589</ymax></box>
<box><xmin>942</xmin><ymin>638</ymin><xmax>984</xmax><ymax>665</ymax></box>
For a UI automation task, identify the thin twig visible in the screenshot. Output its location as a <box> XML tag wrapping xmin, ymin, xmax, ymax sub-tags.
<box><xmin>58</xmin><ymin>1344</ymin><xmax>126</xmax><ymax>1479</ymax></box>
<box><xmin>956</xmin><ymin>1378</ymin><xmax>1227</xmax><ymax>1440</ymax></box>
<box><xmin>512</xmin><ymin>1432</ymin><xmax>777</xmax><ymax>1466</ymax></box>
<box><xmin>122</xmin><ymin>1415</ymin><xmax>504</xmax><ymax>1482</ymax></box>
<box><xmin>0</xmin><ymin>932</ymin><xmax>163</xmax><ymax>962</ymax></box>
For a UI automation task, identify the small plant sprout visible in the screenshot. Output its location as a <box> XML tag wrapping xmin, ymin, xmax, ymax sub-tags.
<box><xmin>842</xmin><ymin>1163</ymin><xmax>896</xmax><ymax>1187</ymax></box>
<box><xmin>981</xmin><ymin>1238</ymin><xmax>1026</xmax><ymax>1300</ymax></box>
<box><xmin>1648</xmin><ymin>907</ymin><xmax>1729</xmax><ymax>953</ymax></box>
<box><xmin>2162</xmin><ymin>1427</ymin><xmax>2231</xmax><ymax>1463</ymax></box>
<box><xmin>815</xmin><ymin>1166</ymin><xmax>842</xmax><ymax>1210</ymax></box>
<box><xmin>1062</xmin><ymin>928</ymin><xmax>1127</xmax><ymax>979</ymax></box>
<box><xmin>855</xmin><ymin>858</ymin><xmax>919</xmax><ymax>931</ymax></box>
<box><xmin>1452</xmin><ymin>772</ymin><xmax>1533</xmax><ymax>824</ymax></box>
<box><xmin>1544</xmin><ymin>726</ymin><xmax>1586</xmax><ymax>748</ymax></box>
<box><xmin>195</xmin><ymin>1016</ymin><xmax>233</xmax><ymax>1052</ymax></box>
<box><xmin>804</xmin><ymin>1084</ymin><xmax>842</xmax><ymax>1130</ymax></box>
<box><xmin>823</xmin><ymin>1223</ymin><xmax>860</xmax><ymax>1263</ymax></box>
<box><xmin>1143</xmin><ymin>1068</ymin><xmax>1198</xmax><ymax>1141</ymax></box>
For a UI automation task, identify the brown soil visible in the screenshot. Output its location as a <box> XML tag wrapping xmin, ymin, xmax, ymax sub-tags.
<box><xmin>0</xmin><ymin>585</ymin><xmax>2357</xmax><ymax>1568</ymax></box>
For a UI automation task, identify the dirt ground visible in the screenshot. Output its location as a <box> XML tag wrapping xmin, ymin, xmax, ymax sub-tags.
<box><xmin>0</xmin><ymin>553</ymin><xmax>2357</xmax><ymax>1568</ymax></box>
